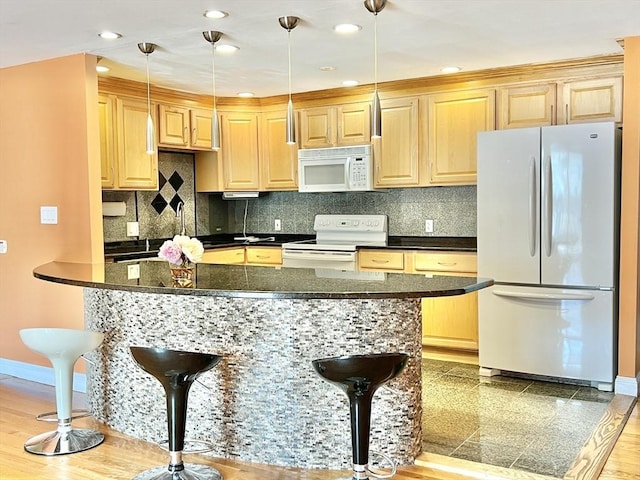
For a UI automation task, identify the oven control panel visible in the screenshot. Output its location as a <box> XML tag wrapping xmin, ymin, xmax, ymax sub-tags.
<box><xmin>314</xmin><ymin>214</ymin><xmax>388</xmax><ymax>232</ymax></box>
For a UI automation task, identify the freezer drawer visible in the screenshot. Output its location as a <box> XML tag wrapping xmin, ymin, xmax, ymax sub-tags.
<box><xmin>478</xmin><ymin>285</ymin><xmax>615</xmax><ymax>386</ymax></box>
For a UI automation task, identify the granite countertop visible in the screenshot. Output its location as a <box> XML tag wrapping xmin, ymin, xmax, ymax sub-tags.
<box><xmin>34</xmin><ymin>261</ymin><xmax>492</xmax><ymax>299</ymax></box>
<box><xmin>104</xmin><ymin>234</ymin><xmax>476</xmax><ymax>262</ymax></box>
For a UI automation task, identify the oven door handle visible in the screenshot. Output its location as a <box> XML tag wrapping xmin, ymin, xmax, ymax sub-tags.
<box><xmin>281</xmin><ymin>250</ymin><xmax>356</xmax><ymax>262</ymax></box>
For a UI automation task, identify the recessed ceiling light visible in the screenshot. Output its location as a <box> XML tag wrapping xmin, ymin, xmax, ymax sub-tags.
<box><xmin>98</xmin><ymin>31</ymin><xmax>121</xmax><ymax>40</ymax></box>
<box><xmin>216</xmin><ymin>44</ymin><xmax>239</xmax><ymax>54</ymax></box>
<box><xmin>320</xmin><ymin>66</ymin><xmax>336</xmax><ymax>72</ymax></box>
<box><xmin>334</xmin><ymin>24</ymin><xmax>361</xmax><ymax>34</ymax></box>
<box><xmin>237</xmin><ymin>92</ymin><xmax>255</xmax><ymax>98</ymax></box>
<box><xmin>204</xmin><ymin>10</ymin><xmax>228</xmax><ymax>19</ymax></box>
<box><xmin>96</xmin><ymin>65</ymin><xmax>110</xmax><ymax>73</ymax></box>
<box><xmin>441</xmin><ymin>66</ymin><xmax>461</xmax><ymax>74</ymax></box>
<box><xmin>342</xmin><ymin>80</ymin><xmax>359</xmax><ymax>87</ymax></box>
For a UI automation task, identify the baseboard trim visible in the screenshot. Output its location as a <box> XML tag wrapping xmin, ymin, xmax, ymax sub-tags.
<box><xmin>0</xmin><ymin>358</ymin><xmax>86</xmax><ymax>393</ymax></box>
<box><xmin>614</xmin><ymin>374</ymin><xmax>640</xmax><ymax>397</ymax></box>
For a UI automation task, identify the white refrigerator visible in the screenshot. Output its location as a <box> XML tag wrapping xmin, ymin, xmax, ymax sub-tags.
<box><xmin>477</xmin><ymin>122</ymin><xmax>620</xmax><ymax>391</ymax></box>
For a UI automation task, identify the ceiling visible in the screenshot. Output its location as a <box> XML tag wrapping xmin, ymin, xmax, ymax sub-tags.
<box><xmin>1</xmin><ymin>0</ymin><xmax>639</xmax><ymax>98</ymax></box>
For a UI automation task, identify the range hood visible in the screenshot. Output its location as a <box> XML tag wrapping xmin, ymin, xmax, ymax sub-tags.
<box><xmin>222</xmin><ymin>192</ymin><xmax>260</xmax><ymax>200</ymax></box>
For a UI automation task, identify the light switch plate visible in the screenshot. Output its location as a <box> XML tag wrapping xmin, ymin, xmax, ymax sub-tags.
<box><xmin>0</xmin><ymin>240</ymin><xmax>6</xmax><ymax>254</ymax></box>
<box><xmin>40</xmin><ymin>206</ymin><xmax>58</xmax><ymax>224</ymax></box>
<box><xmin>274</xmin><ymin>219</ymin><xmax>282</xmax><ymax>231</ymax></box>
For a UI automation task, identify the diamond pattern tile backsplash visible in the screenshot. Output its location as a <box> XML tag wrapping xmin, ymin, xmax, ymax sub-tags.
<box><xmin>103</xmin><ymin>151</ymin><xmax>477</xmax><ymax>243</ymax></box>
<box><xmin>103</xmin><ymin>151</ymin><xmax>196</xmax><ymax>242</ymax></box>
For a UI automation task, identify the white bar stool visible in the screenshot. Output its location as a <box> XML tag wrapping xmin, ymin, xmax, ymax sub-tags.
<box><xmin>19</xmin><ymin>327</ymin><xmax>105</xmax><ymax>455</ymax></box>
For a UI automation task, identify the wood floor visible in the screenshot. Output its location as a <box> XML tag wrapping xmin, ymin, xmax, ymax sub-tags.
<box><xmin>0</xmin><ymin>375</ymin><xmax>638</xmax><ymax>480</ymax></box>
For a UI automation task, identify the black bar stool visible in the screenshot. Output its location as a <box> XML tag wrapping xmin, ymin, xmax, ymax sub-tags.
<box><xmin>312</xmin><ymin>352</ymin><xmax>409</xmax><ymax>480</ymax></box>
<box><xmin>19</xmin><ymin>328</ymin><xmax>105</xmax><ymax>455</ymax></box>
<box><xmin>130</xmin><ymin>346</ymin><xmax>222</xmax><ymax>480</ymax></box>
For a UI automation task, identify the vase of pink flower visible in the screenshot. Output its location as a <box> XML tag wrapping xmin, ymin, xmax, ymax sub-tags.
<box><xmin>158</xmin><ymin>235</ymin><xmax>204</xmax><ymax>287</ymax></box>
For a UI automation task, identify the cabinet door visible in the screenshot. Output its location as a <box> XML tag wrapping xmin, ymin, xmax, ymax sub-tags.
<box><xmin>221</xmin><ymin>112</ymin><xmax>260</xmax><ymax>190</ymax></box>
<box><xmin>358</xmin><ymin>250</ymin><xmax>405</xmax><ymax>271</ymax></box>
<box><xmin>497</xmin><ymin>83</ymin><xmax>556</xmax><ymax>129</ymax></box>
<box><xmin>422</xmin><ymin>292</ymin><xmax>478</xmax><ymax>350</ymax></box>
<box><xmin>98</xmin><ymin>94</ymin><xmax>116</xmax><ymax>189</ymax></box>
<box><xmin>158</xmin><ymin>104</ymin><xmax>189</xmax><ymax>147</ymax></box>
<box><xmin>427</xmin><ymin>88</ymin><xmax>495</xmax><ymax>185</ymax></box>
<box><xmin>336</xmin><ymin>103</ymin><xmax>370</xmax><ymax>146</ymax></box>
<box><xmin>246</xmin><ymin>247</ymin><xmax>282</xmax><ymax>265</ymax></box>
<box><xmin>194</xmin><ymin>150</ymin><xmax>222</xmax><ymax>192</ymax></box>
<box><xmin>300</xmin><ymin>107</ymin><xmax>336</xmax><ymax>148</ymax></box>
<box><xmin>558</xmin><ymin>77</ymin><xmax>623</xmax><ymax>124</ymax></box>
<box><xmin>201</xmin><ymin>247</ymin><xmax>245</xmax><ymax>264</ymax></box>
<box><xmin>115</xmin><ymin>97</ymin><xmax>158</xmax><ymax>190</ymax></box>
<box><xmin>374</xmin><ymin>97</ymin><xmax>421</xmax><ymax>187</ymax></box>
<box><xmin>190</xmin><ymin>108</ymin><xmax>213</xmax><ymax>149</ymax></box>
<box><xmin>261</xmin><ymin>110</ymin><xmax>298</xmax><ymax>190</ymax></box>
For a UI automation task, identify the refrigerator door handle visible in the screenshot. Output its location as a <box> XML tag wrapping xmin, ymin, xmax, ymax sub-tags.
<box><xmin>544</xmin><ymin>155</ymin><xmax>553</xmax><ymax>257</ymax></box>
<box><xmin>529</xmin><ymin>156</ymin><xmax>537</xmax><ymax>257</ymax></box>
<box><xmin>492</xmin><ymin>290</ymin><xmax>595</xmax><ymax>302</ymax></box>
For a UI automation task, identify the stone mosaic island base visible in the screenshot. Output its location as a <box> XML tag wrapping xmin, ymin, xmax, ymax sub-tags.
<box><xmin>33</xmin><ymin>261</ymin><xmax>491</xmax><ymax>470</ymax></box>
<box><xmin>84</xmin><ymin>289</ymin><xmax>422</xmax><ymax>470</ymax></box>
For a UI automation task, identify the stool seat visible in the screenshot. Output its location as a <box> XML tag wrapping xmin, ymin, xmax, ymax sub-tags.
<box><xmin>313</xmin><ymin>352</ymin><xmax>409</xmax><ymax>480</ymax></box>
<box><xmin>130</xmin><ymin>347</ymin><xmax>222</xmax><ymax>480</ymax></box>
<box><xmin>19</xmin><ymin>328</ymin><xmax>105</xmax><ymax>455</ymax></box>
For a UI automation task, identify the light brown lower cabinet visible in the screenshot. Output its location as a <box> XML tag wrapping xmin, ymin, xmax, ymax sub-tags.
<box><xmin>200</xmin><ymin>247</ymin><xmax>246</xmax><ymax>264</ymax></box>
<box><xmin>358</xmin><ymin>249</ymin><xmax>479</xmax><ymax>351</ymax></box>
<box><xmin>200</xmin><ymin>246</ymin><xmax>282</xmax><ymax>266</ymax></box>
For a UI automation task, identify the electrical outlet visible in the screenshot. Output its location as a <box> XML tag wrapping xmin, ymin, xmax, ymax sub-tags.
<box><xmin>127</xmin><ymin>264</ymin><xmax>140</xmax><ymax>280</ymax></box>
<box><xmin>425</xmin><ymin>219</ymin><xmax>434</xmax><ymax>233</ymax></box>
<box><xmin>126</xmin><ymin>221</ymin><xmax>139</xmax><ymax>237</ymax></box>
<box><xmin>274</xmin><ymin>219</ymin><xmax>282</xmax><ymax>231</ymax></box>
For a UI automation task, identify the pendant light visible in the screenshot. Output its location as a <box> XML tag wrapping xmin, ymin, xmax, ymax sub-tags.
<box><xmin>203</xmin><ymin>31</ymin><xmax>223</xmax><ymax>151</ymax></box>
<box><xmin>279</xmin><ymin>16</ymin><xmax>300</xmax><ymax>145</ymax></box>
<box><xmin>364</xmin><ymin>0</ymin><xmax>386</xmax><ymax>138</ymax></box>
<box><xmin>137</xmin><ymin>42</ymin><xmax>157</xmax><ymax>154</ymax></box>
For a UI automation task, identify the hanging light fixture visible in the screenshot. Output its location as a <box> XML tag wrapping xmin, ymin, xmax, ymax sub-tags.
<box><xmin>203</xmin><ymin>31</ymin><xmax>223</xmax><ymax>151</ymax></box>
<box><xmin>137</xmin><ymin>42</ymin><xmax>157</xmax><ymax>154</ymax></box>
<box><xmin>364</xmin><ymin>0</ymin><xmax>386</xmax><ymax>138</ymax></box>
<box><xmin>279</xmin><ymin>16</ymin><xmax>300</xmax><ymax>145</ymax></box>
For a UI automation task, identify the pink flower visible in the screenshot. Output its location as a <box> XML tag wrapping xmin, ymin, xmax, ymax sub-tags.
<box><xmin>158</xmin><ymin>240</ymin><xmax>184</xmax><ymax>265</ymax></box>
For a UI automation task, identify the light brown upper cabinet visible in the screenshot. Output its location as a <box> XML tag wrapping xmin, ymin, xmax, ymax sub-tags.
<box><xmin>373</xmin><ymin>96</ymin><xmax>423</xmax><ymax>188</ymax></box>
<box><xmin>157</xmin><ymin>104</ymin><xmax>213</xmax><ymax>150</ymax></box>
<box><xmin>557</xmin><ymin>76</ymin><xmax>623</xmax><ymax>124</ymax></box>
<box><xmin>220</xmin><ymin>111</ymin><xmax>260</xmax><ymax>191</ymax></box>
<box><xmin>497</xmin><ymin>83</ymin><xmax>557</xmax><ymax>129</ymax></box>
<box><xmin>426</xmin><ymin>88</ymin><xmax>496</xmax><ymax>185</ymax></box>
<box><xmin>260</xmin><ymin>109</ymin><xmax>298</xmax><ymax>191</ymax></box>
<box><xmin>99</xmin><ymin>94</ymin><xmax>158</xmax><ymax>190</ymax></box>
<box><xmin>299</xmin><ymin>103</ymin><xmax>371</xmax><ymax>148</ymax></box>
<box><xmin>99</xmin><ymin>94</ymin><xmax>116</xmax><ymax>189</ymax></box>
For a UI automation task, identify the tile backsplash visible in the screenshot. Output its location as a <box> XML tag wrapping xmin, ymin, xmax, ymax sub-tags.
<box><xmin>103</xmin><ymin>151</ymin><xmax>477</xmax><ymax>243</ymax></box>
<box><xmin>224</xmin><ymin>186</ymin><xmax>477</xmax><ymax>237</ymax></box>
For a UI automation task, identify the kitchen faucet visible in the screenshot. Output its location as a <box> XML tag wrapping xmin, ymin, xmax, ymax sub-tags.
<box><xmin>176</xmin><ymin>201</ymin><xmax>186</xmax><ymax>236</ymax></box>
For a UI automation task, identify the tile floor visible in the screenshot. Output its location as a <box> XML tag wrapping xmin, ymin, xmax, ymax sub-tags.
<box><xmin>421</xmin><ymin>359</ymin><xmax>614</xmax><ymax>478</ymax></box>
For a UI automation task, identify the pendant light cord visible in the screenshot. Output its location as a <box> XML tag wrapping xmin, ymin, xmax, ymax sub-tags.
<box><xmin>145</xmin><ymin>54</ymin><xmax>151</xmax><ymax>115</ymax></box>
<box><xmin>211</xmin><ymin>43</ymin><xmax>217</xmax><ymax>110</ymax></box>
<box><xmin>374</xmin><ymin>12</ymin><xmax>378</xmax><ymax>91</ymax></box>
<box><xmin>287</xmin><ymin>29</ymin><xmax>293</xmax><ymax>102</ymax></box>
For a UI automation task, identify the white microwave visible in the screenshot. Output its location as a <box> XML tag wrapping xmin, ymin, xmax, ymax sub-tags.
<box><xmin>298</xmin><ymin>144</ymin><xmax>374</xmax><ymax>193</ymax></box>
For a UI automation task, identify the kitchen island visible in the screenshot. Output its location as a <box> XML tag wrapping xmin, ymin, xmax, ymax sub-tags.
<box><xmin>33</xmin><ymin>261</ymin><xmax>492</xmax><ymax>470</ymax></box>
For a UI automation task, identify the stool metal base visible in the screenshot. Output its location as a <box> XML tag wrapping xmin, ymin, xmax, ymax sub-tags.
<box><xmin>133</xmin><ymin>463</ymin><xmax>222</xmax><ymax>480</ymax></box>
<box><xmin>24</xmin><ymin>428</ymin><xmax>104</xmax><ymax>455</ymax></box>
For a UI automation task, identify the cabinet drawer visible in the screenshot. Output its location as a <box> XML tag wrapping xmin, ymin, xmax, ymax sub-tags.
<box><xmin>201</xmin><ymin>247</ymin><xmax>245</xmax><ymax>264</ymax></box>
<box><xmin>413</xmin><ymin>252</ymin><xmax>477</xmax><ymax>273</ymax></box>
<box><xmin>358</xmin><ymin>250</ymin><xmax>405</xmax><ymax>270</ymax></box>
<box><xmin>246</xmin><ymin>247</ymin><xmax>282</xmax><ymax>265</ymax></box>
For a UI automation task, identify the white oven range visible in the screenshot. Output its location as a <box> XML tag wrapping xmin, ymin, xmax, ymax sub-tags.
<box><xmin>282</xmin><ymin>214</ymin><xmax>388</xmax><ymax>273</ymax></box>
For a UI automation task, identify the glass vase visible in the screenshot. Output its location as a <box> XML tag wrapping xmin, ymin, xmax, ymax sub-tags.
<box><xmin>169</xmin><ymin>262</ymin><xmax>195</xmax><ymax>288</ymax></box>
